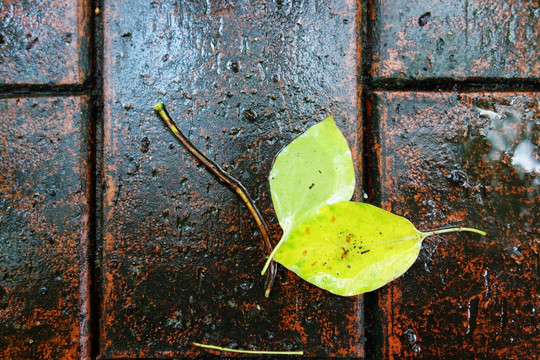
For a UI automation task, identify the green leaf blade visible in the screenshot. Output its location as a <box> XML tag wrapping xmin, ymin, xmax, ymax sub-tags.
<box><xmin>274</xmin><ymin>201</ymin><xmax>425</xmax><ymax>296</ymax></box>
<box><xmin>269</xmin><ymin>116</ymin><xmax>355</xmax><ymax>236</ymax></box>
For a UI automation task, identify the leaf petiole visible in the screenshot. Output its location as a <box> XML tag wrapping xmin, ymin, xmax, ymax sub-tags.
<box><xmin>193</xmin><ymin>342</ymin><xmax>304</xmax><ymax>355</ymax></box>
<box><xmin>261</xmin><ymin>232</ymin><xmax>288</xmax><ymax>276</ymax></box>
<box><xmin>421</xmin><ymin>227</ymin><xmax>486</xmax><ymax>237</ymax></box>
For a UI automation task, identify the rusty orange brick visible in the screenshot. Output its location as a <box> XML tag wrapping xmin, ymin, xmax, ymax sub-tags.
<box><xmin>0</xmin><ymin>0</ymin><xmax>90</xmax><ymax>84</ymax></box>
<box><xmin>368</xmin><ymin>91</ymin><xmax>539</xmax><ymax>359</ymax></box>
<box><xmin>0</xmin><ymin>97</ymin><xmax>91</xmax><ymax>359</ymax></box>
<box><xmin>100</xmin><ymin>0</ymin><xmax>363</xmax><ymax>357</ymax></box>
<box><xmin>369</xmin><ymin>0</ymin><xmax>540</xmax><ymax>80</ymax></box>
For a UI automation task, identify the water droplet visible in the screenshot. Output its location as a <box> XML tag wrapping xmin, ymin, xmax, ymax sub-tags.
<box><xmin>511</xmin><ymin>140</ymin><xmax>540</xmax><ymax>173</ymax></box>
<box><xmin>240</xmin><ymin>282</ymin><xmax>253</xmax><ymax>291</ymax></box>
<box><xmin>484</xmin><ymin>269</ymin><xmax>489</xmax><ymax>298</ymax></box>
<box><xmin>404</xmin><ymin>328</ymin><xmax>417</xmax><ymax>344</ymax></box>
<box><xmin>108</xmin><ymin>259</ymin><xmax>119</xmax><ymax>268</ymax></box>
<box><xmin>140</xmin><ymin>137</ymin><xmax>150</xmax><ymax>153</ymax></box>
<box><xmin>243</xmin><ymin>109</ymin><xmax>257</xmax><ymax>122</ymax></box>
<box><xmin>448</xmin><ymin>169</ymin><xmax>469</xmax><ymax>187</ymax></box>
<box><xmin>418</xmin><ymin>12</ymin><xmax>431</xmax><ymax>27</ymax></box>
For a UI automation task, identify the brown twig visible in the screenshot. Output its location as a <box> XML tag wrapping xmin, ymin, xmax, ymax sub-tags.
<box><xmin>154</xmin><ymin>103</ymin><xmax>277</xmax><ymax>297</ymax></box>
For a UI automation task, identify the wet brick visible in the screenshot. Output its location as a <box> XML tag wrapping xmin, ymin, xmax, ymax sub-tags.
<box><xmin>101</xmin><ymin>0</ymin><xmax>362</xmax><ymax>358</ymax></box>
<box><xmin>369</xmin><ymin>0</ymin><xmax>540</xmax><ymax>80</ymax></box>
<box><xmin>0</xmin><ymin>97</ymin><xmax>91</xmax><ymax>359</ymax></box>
<box><xmin>0</xmin><ymin>0</ymin><xmax>90</xmax><ymax>84</ymax></box>
<box><xmin>368</xmin><ymin>91</ymin><xmax>539</xmax><ymax>359</ymax></box>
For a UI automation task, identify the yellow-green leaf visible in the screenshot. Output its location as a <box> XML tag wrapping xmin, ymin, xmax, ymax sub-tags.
<box><xmin>275</xmin><ymin>201</ymin><xmax>485</xmax><ymax>296</ymax></box>
<box><xmin>265</xmin><ymin>118</ymin><xmax>485</xmax><ymax>291</ymax></box>
<box><xmin>262</xmin><ymin>116</ymin><xmax>355</xmax><ymax>275</ymax></box>
<box><xmin>270</xmin><ymin>116</ymin><xmax>355</xmax><ymax>235</ymax></box>
<box><xmin>274</xmin><ymin>201</ymin><xmax>424</xmax><ymax>296</ymax></box>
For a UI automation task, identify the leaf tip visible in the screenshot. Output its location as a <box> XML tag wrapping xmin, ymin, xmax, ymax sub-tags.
<box><xmin>154</xmin><ymin>102</ymin><xmax>164</xmax><ymax>111</ymax></box>
<box><xmin>322</xmin><ymin>114</ymin><xmax>336</xmax><ymax>126</ymax></box>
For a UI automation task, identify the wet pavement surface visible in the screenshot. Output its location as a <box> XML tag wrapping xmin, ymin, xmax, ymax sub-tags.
<box><xmin>0</xmin><ymin>97</ymin><xmax>91</xmax><ymax>359</ymax></box>
<box><xmin>368</xmin><ymin>92</ymin><xmax>539</xmax><ymax>359</ymax></box>
<box><xmin>0</xmin><ymin>0</ymin><xmax>90</xmax><ymax>85</ymax></box>
<box><xmin>0</xmin><ymin>0</ymin><xmax>538</xmax><ymax>359</ymax></box>
<box><xmin>370</xmin><ymin>0</ymin><xmax>540</xmax><ymax>81</ymax></box>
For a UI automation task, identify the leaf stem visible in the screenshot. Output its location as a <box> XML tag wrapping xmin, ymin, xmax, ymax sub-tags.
<box><xmin>421</xmin><ymin>227</ymin><xmax>486</xmax><ymax>237</ymax></box>
<box><xmin>261</xmin><ymin>232</ymin><xmax>288</xmax><ymax>276</ymax></box>
<box><xmin>154</xmin><ymin>103</ymin><xmax>277</xmax><ymax>296</ymax></box>
<box><xmin>192</xmin><ymin>342</ymin><xmax>304</xmax><ymax>355</ymax></box>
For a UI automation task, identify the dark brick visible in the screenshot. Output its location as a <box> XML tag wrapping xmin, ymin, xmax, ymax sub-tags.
<box><xmin>369</xmin><ymin>0</ymin><xmax>540</xmax><ymax>80</ymax></box>
<box><xmin>368</xmin><ymin>92</ymin><xmax>539</xmax><ymax>359</ymax></box>
<box><xmin>0</xmin><ymin>97</ymin><xmax>91</xmax><ymax>359</ymax></box>
<box><xmin>101</xmin><ymin>0</ymin><xmax>362</xmax><ymax>357</ymax></box>
<box><xmin>0</xmin><ymin>0</ymin><xmax>90</xmax><ymax>84</ymax></box>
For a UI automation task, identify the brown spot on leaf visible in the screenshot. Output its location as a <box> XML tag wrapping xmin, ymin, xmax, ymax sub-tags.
<box><xmin>305</xmin><ymin>227</ymin><xmax>310</xmax><ymax>235</ymax></box>
<box><xmin>302</xmin><ymin>250</ymin><xmax>308</xmax><ymax>256</ymax></box>
<box><xmin>331</xmin><ymin>216</ymin><xmax>336</xmax><ymax>223</ymax></box>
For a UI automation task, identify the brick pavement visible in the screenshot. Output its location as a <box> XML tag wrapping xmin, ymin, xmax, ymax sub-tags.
<box><xmin>0</xmin><ymin>0</ymin><xmax>538</xmax><ymax>359</ymax></box>
<box><xmin>0</xmin><ymin>97</ymin><xmax>91</xmax><ymax>359</ymax></box>
<box><xmin>100</xmin><ymin>1</ymin><xmax>361</xmax><ymax>357</ymax></box>
<box><xmin>368</xmin><ymin>91</ymin><xmax>538</xmax><ymax>359</ymax></box>
<box><xmin>0</xmin><ymin>0</ymin><xmax>90</xmax><ymax>85</ymax></box>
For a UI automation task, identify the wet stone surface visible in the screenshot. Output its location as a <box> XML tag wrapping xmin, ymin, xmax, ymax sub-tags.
<box><xmin>0</xmin><ymin>97</ymin><xmax>91</xmax><ymax>359</ymax></box>
<box><xmin>0</xmin><ymin>0</ymin><xmax>90</xmax><ymax>84</ymax></box>
<box><xmin>369</xmin><ymin>0</ymin><xmax>540</xmax><ymax>80</ymax></box>
<box><xmin>101</xmin><ymin>0</ymin><xmax>362</xmax><ymax>357</ymax></box>
<box><xmin>369</xmin><ymin>92</ymin><xmax>539</xmax><ymax>359</ymax></box>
